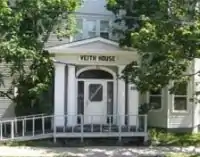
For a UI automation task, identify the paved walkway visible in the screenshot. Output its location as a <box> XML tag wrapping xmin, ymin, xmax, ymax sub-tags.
<box><xmin>0</xmin><ymin>146</ymin><xmax>199</xmax><ymax>156</ymax></box>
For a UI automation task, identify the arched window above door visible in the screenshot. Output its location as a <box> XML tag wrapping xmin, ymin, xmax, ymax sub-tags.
<box><xmin>78</xmin><ymin>69</ymin><xmax>113</xmax><ymax>79</ymax></box>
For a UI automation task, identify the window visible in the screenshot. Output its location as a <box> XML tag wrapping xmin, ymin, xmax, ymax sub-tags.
<box><xmin>100</xmin><ymin>20</ymin><xmax>109</xmax><ymax>39</ymax></box>
<box><xmin>86</xmin><ymin>20</ymin><xmax>97</xmax><ymax>38</ymax></box>
<box><xmin>89</xmin><ymin>84</ymin><xmax>103</xmax><ymax>102</ymax></box>
<box><xmin>149</xmin><ymin>89</ymin><xmax>162</xmax><ymax>110</ymax></box>
<box><xmin>77</xmin><ymin>81</ymin><xmax>84</xmax><ymax>115</ymax></box>
<box><xmin>173</xmin><ymin>82</ymin><xmax>187</xmax><ymax>111</ymax></box>
<box><xmin>74</xmin><ymin>19</ymin><xmax>83</xmax><ymax>40</ymax></box>
<box><xmin>78</xmin><ymin>70</ymin><xmax>113</xmax><ymax>79</ymax></box>
<box><xmin>107</xmin><ymin>82</ymin><xmax>113</xmax><ymax>115</ymax></box>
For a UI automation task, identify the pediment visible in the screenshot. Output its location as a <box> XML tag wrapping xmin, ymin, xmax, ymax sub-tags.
<box><xmin>69</xmin><ymin>41</ymin><xmax>120</xmax><ymax>50</ymax></box>
<box><xmin>46</xmin><ymin>37</ymin><xmax>128</xmax><ymax>54</ymax></box>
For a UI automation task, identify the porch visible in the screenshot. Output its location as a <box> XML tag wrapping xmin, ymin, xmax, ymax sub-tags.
<box><xmin>0</xmin><ymin>114</ymin><xmax>148</xmax><ymax>142</ymax></box>
<box><xmin>51</xmin><ymin>37</ymin><xmax>139</xmax><ymax>130</ymax></box>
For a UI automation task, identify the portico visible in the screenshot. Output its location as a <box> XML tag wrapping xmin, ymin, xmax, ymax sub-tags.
<box><xmin>47</xmin><ymin>37</ymin><xmax>141</xmax><ymax>130</ymax></box>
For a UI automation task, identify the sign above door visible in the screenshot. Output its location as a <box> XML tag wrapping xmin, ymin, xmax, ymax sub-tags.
<box><xmin>79</xmin><ymin>55</ymin><xmax>116</xmax><ymax>62</ymax></box>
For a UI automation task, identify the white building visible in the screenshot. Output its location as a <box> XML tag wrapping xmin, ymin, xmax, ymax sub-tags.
<box><xmin>0</xmin><ymin>0</ymin><xmax>200</xmax><ymax>137</ymax></box>
<box><xmin>46</xmin><ymin>0</ymin><xmax>200</xmax><ymax>133</ymax></box>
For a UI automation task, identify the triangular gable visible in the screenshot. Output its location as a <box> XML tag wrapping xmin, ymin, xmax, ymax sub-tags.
<box><xmin>65</xmin><ymin>37</ymin><xmax>119</xmax><ymax>48</ymax></box>
<box><xmin>46</xmin><ymin>37</ymin><xmax>129</xmax><ymax>53</ymax></box>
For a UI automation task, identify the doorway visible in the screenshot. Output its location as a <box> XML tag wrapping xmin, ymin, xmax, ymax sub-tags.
<box><xmin>77</xmin><ymin>68</ymin><xmax>115</xmax><ymax>124</ymax></box>
<box><xmin>84</xmin><ymin>80</ymin><xmax>107</xmax><ymax>124</ymax></box>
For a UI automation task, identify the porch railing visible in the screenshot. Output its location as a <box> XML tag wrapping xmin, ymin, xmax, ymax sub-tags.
<box><xmin>0</xmin><ymin>114</ymin><xmax>148</xmax><ymax>142</ymax></box>
<box><xmin>0</xmin><ymin>113</ymin><xmax>46</xmax><ymax>138</ymax></box>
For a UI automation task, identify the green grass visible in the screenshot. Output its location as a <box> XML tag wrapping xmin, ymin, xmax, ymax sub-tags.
<box><xmin>149</xmin><ymin>128</ymin><xmax>200</xmax><ymax>146</ymax></box>
<box><xmin>0</xmin><ymin>139</ymin><xmax>62</xmax><ymax>147</ymax></box>
<box><xmin>166</xmin><ymin>153</ymin><xmax>200</xmax><ymax>157</ymax></box>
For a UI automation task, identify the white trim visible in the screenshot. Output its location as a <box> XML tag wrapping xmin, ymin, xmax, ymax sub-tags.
<box><xmin>117</xmin><ymin>65</ymin><xmax>126</xmax><ymax>125</ymax></box>
<box><xmin>146</xmin><ymin>89</ymin><xmax>164</xmax><ymax>112</ymax></box>
<box><xmin>46</xmin><ymin>36</ymin><xmax>138</xmax><ymax>56</ymax></box>
<box><xmin>49</xmin><ymin>49</ymin><xmax>137</xmax><ymax>56</ymax></box>
<box><xmin>75</xmin><ymin>14</ymin><xmax>115</xmax><ymax>18</ymax></box>
<box><xmin>76</xmin><ymin>66</ymin><xmax>117</xmax><ymax>118</ymax></box>
<box><xmin>54</xmin><ymin>63</ymin><xmax>65</xmax><ymax>127</ymax></box>
<box><xmin>84</xmin><ymin>80</ymin><xmax>108</xmax><ymax>124</ymax></box>
<box><xmin>47</xmin><ymin>37</ymin><xmax>118</xmax><ymax>49</ymax></box>
<box><xmin>86</xmin><ymin>19</ymin><xmax>98</xmax><ymax>38</ymax></box>
<box><xmin>171</xmin><ymin>81</ymin><xmax>189</xmax><ymax>114</ymax></box>
<box><xmin>78</xmin><ymin>79</ymin><xmax>114</xmax><ymax>82</ymax></box>
<box><xmin>76</xmin><ymin>66</ymin><xmax>117</xmax><ymax>79</ymax></box>
<box><xmin>99</xmin><ymin>19</ymin><xmax>110</xmax><ymax>39</ymax></box>
<box><xmin>108</xmin><ymin>20</ymin><xmax>112</xmax><ymax>39</ymax></box>
<box><xmin>67</xmin><ymin>65</ymin><xmax>77</xmax><ymax>125</ymax></box>
<box><xmin>113</xmin><ymin>77</ymin><xmax>117</xmax><ymax>124</ymax></box>
<box><xmin>72</xmin><ymin>17</ymin><xmax>114</xmax><ymax>41</ymax></box>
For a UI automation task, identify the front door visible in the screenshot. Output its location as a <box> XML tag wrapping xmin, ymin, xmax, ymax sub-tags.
<box><xmin>84</xmin><ymin>80</ymin><xmax>107</xmax><ymax>124</ymax></box>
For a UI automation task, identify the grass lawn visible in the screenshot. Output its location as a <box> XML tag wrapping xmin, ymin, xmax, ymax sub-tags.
<box><xmin>166</xmin><ymin>153</ymin><xmax>200</xmax><ymax>157</ymax></box>
<box><xmin>149</xmin><ymin>128</ymin><xmax>200</xmax><ymax>146</ymax></box>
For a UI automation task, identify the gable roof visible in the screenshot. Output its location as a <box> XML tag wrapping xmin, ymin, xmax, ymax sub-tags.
<box><xmin>46</xmin><ymin>37</ymin><xmax>136</xmax><ymax>55</ymax></box>
<box><xmin>47</xmin><ymin>36</ymin><xmax>118</xmax><ymax>47</ymax></box>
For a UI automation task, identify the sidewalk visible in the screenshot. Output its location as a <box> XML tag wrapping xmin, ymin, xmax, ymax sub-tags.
<box><xmin>0</xmin><ymin>146</ymin><xmax>199</xmax><ymax>157</ymax></box>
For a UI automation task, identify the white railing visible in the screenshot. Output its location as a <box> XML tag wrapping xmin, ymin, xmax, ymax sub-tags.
<box><xmin>0</xmin><ymin>114</ymin><xmax>148</xmax><ymax>142</ymax></box>
<box><xmin>0</xmin><ymin>113</ymin><xmax>46</xmax><ymax>121</ymax></box>
<box><xmin>0</xmin><ymin>113</ymin><xmax>46</xmax><ymax>138</ymax></box>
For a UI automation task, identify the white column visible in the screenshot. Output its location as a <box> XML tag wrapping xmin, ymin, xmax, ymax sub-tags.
<box><xmin>117</xmin><ymin>65</ymin><xmax>126</xmax><ymax>125</ymax></box>
<box><xmin>54</xmin><ymin>63</ymin><xmax>66</xmax><ymax>127</ymax></box>
<box><xmin>67</xmin><ymin>65</ymin><xmax>77</xmax><ymax>126</ymax></box>
<box><xmin>128</xmin><ymin>84</ymin><xmax>139</xmax><ymax>126</ymax></box>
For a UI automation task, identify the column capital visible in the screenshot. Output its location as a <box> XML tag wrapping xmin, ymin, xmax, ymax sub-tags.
<box><xmin>117</xmin><ymin>65</ymin><xmax>126</xmax><ymax>80</ymax></box>
<box><xmin>53</xmin><ymin>62</ymin><xmax>66</xmax><ymax>67</ymax></box>
<box><xmin>67</xmin><ymin>64</ymin><xmax>76</xmax><ymax>68</ymax></box>
<box><xmin>118</xmin><ymin>65</ymin><xmax>126</xmax><ymax>73</ymax></box>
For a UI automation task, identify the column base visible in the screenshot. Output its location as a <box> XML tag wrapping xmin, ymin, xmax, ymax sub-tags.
<box><xmin>54</xmin><ymin>116</ymin><xmax>65</xmax><ymax>128</ymax></box>
<box><xmin>128</xmin><ymin>115</ymin><xmax>138</xmax><ymax>126</ymax></box>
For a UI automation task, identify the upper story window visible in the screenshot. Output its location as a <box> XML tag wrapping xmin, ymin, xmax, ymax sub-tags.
<box><xmin>73</xmin><ymin>18</ymin><xmax>111</xmax><ymax>41</ymax></box>
<box><xmin>86</xmin><ymin>20</ymin><xmax>97</xmax><ymax>38</ymax></box>
<box><xmin>173</xmin><ymin>81</ymin><xmax>187</xmax><ymax>111</ymax></box>
<box><xmin>74</xmin><ymin>19</ymin><xmax>83</xmax><ymax>40</ymax></box>
<box><xmin>149</xmin><ymin>89</ymin><xmax>162</xmax><ymax>110</ymax></box>
<box><xmin>100</xmin><ymin>20</ymin><xmax>109</xmax><ymax>39</ymax></box>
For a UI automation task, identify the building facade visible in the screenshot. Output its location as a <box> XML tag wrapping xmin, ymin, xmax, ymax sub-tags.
<box><xmin>0</xmin><ymin>0</ymin><xmax>200</xmax><ymax>133</ymax></box>
<box><xmin>47</xmin><ymin>0</ymin><xmax>200</xmax><ymax>132</ymax></box>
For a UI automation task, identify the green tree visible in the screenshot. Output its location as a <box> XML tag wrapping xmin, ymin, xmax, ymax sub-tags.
<box><xmin>0</xmin><ymin>0</ymin><xmax>81</xmax><ymax>116</ymax></box>
<box><xmin>107</xmin><ymin>0</ymin><xmax>200</xmax><ymax>93</ymax></box>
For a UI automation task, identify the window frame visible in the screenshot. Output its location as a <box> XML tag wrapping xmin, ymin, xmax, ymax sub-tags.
<box><xmin>172</xmin><ymin>81</ymin><xmax>189</xmax><ymax>113</ymax></box>
<box><xmin>147</xmin><ymin>89</ymin><xmax>163</xmax><ymax>112</ymax></box>
<box><xmin>100</xmin><ymin>20</ymin><xmax>110</xmax><ymax>39</ymax></box>
<box><xmin>74</xmin><ymin>18</ymin><xmax>83</xmax><ymax>41</ymax></box>
<box><xmin>72</xmin><ymin>18</ymin><xmax>112</xmax><ymax>41</ymax></box>
<box><xmin>88</xmin><ymin>83</ymin><xmax>103</xmax><ymax>102</ymax></box>
<box><xmin>86</xmin><ymin>20</ymin><xmax>97</xmax><ymax>38</ymax></box>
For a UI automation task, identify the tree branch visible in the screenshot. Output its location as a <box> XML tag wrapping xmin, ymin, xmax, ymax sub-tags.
<box><xmin>184</xmin><ymin>70</ymin><xmax>200</xmax><ymax>76</ymax></box>
<box><xmin>41</xmin><ymin>15</ymin><xmax>62</xmax><ymax>49</ymax></box>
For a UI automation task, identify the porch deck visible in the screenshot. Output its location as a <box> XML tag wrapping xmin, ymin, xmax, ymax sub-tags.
<box><xmin>0</xmin><ymin>114</ymin><xmax>148</xmax><ymax>142</ymax></box>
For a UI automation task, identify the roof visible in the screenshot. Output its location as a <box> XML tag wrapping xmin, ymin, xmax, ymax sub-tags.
<box><xmin>46</xmin><ymin>37</ymin><xmax>136</xmax><ymax>55</ymax></box>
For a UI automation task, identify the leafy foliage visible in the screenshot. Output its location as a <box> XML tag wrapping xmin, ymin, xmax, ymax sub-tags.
<box><xmin>0</xmin><ymin>0</ymin><xmax>81</xmax><ymax>116</ymax></box>
<box><xmin>107</xmin><ymin>0</ymin><xmax>200</xmax><ymax>92</ymax></box>
<box><xmin>139</xmin><ymin>103</ymin><xmax>157</xmax><ymax>114</ymax></box>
